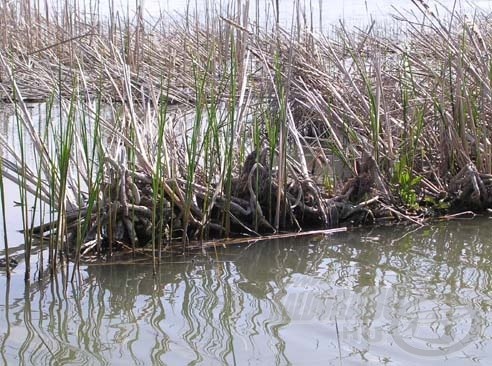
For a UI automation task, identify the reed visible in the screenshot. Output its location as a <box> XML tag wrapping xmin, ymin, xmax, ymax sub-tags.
<box><xmin>0</xmin><ymin>155</ymin><xmax>10</xmax><ymax>278</ymax></box>
<box><xmin>13</xmin><ymin>93</ymin><xmax>33</xmax><ymax>282</ymax></box>
<box><xmin>1</xmin><ymin>0</ymin><xmax>492</xmax><ymax>273</ymax></box>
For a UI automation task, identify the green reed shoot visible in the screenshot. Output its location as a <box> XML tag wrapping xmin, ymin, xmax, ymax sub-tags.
<box><xmin>0</xmin><ymin>156</ymin><xmax>10</xmax><ymax>278</ymax></box>
<box><xmin>152</xmin><ymin>84</ymin><xmax>170</xmax><ymax>270</ymax></box>
<box><xmin>53</xmin><ymin>77</ymin><xmax>76</xmax><ymax>272</ymax></box>
<box><xmin>10</xmin><ymin>94</ymin><xmax>33</xmax><ymax>281</ymax></box>
<box><xmin>71</xmin><ymin>93</ymin><xmax>106</xmax><ymax>279</ymax></box>
<box><xmin>223</xmin><ymin>31</ymin><xmax>239</xmax><ymax>237</ymax></box>
<box><xmin>183</xmin><ymin>57</ymin><xmax>207</xmax><ymax>244</ymax></box>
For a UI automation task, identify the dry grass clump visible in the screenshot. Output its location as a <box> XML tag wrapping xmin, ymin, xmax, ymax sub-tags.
<box><xmin>1</xmin><ymin>0</ymin><xmax>492</xmax><ymax>274</ymax></box>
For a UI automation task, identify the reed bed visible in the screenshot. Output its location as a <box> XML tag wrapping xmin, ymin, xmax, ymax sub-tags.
<box><xmin>1</xmin><ymin>0</ymin><xmax>492</xmax><ymax>274</ymax></box>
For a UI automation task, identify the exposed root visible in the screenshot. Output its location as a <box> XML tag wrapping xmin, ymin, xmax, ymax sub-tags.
<box><xmin>28</xmin><ymin>145</ymin><xmax>383</xmax><ymax>257</ymax></box>
<box><xmin>449</xmin><ymin>163</ymin><xmax>492</xmax><ymax>210</ymax></box>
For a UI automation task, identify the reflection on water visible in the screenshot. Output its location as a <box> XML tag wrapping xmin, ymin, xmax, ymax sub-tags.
<box><xmin>1</xmin><ymin>218</ymin><xmax>492</xmax><ymax>364</ymax></box>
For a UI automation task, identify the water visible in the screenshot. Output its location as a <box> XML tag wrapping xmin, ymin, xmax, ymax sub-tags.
<box><xmin>112</xmin><ymin>0</ymin><xmax>492</xmax><ymax>26</ymax></box>
<box><xmin>1</xmin><ymin>218</ymin><xmax>492</xmax><ymax>364</ymax></box>
<box><xmin>44</xmin><ymin>1</ymin><xmax>492</xmax><ymax>32</ymax></box>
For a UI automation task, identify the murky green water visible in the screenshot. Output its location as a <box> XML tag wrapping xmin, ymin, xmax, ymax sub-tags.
<box><xmin>1</xmin><ymin>218</ymin><xmax>492</xmax><ymax>365</ymax></box>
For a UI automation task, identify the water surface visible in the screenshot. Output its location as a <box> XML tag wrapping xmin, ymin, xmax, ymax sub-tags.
<box><xmin>46</xmin><ymin>0</ymin><xmax>492</xmax><ymax>31</ymax></box>
<box><xmin>1</xmin><ymin>218</ymin><xmax>492</xmax><ymax>364</ymax></box>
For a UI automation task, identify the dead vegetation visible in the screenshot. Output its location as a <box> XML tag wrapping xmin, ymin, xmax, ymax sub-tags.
<box><xmin>1</xmin><ymin>0</ymin><xmax>492</xmax><ymax>269</ymax></box>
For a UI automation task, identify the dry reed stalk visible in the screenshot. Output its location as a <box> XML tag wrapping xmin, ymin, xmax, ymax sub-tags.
<box><xmin>3</xmin><ymin>0</ymin><xmax>492</xmax><ymax>263</ymax></box>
